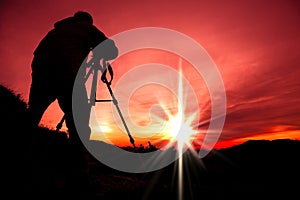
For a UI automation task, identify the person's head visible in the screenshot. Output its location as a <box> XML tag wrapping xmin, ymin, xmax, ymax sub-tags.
<box><xmin>73</xmin><ymin>11</ymin><xmax>93</xmax><ymax>24</ymax></box>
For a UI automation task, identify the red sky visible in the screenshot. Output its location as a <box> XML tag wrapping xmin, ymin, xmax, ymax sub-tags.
<box><xmin>1</xmin><ymin>0</ymin><xmax>300</xmax><ymax>149</ymax></box>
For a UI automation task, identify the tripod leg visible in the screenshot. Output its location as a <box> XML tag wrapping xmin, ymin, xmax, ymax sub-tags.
<box><xmin>105</xmin><ymin>82</ymin><xmax>136</xmax><ymax>148</ymax></box>
<box><xmin>89</xmin><ymin>67</ymin><xmax>99</xmax><ymax>106</ymax></box>
<box><xmin>56</xmin><ymin>115</ymin><xmax>65</xmax><ymax>132</ymax></box>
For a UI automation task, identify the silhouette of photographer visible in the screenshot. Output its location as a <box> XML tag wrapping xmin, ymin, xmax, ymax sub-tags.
<box><xmin>28</xmin><ymin>11</ymin><xmax>118</xmax><ymax>144</ymax></box>
<box><xmin>28</xmin><ymin>11</ymin><xmax>118</xmax><ymax>198</ymax></box>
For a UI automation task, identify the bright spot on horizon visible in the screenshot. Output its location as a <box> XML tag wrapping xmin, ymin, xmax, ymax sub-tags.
<box><xmin>90</xmin><ymin>124</ymin><xmax>113</xmax><ymax>141</ymax></box>
<box><xmin>160</xmin><ymin>58</ymin><xmax>199</xmax><ymax>153</ymax></box>
<box><xmin>98</xmin><ymin>125</ymin><xmax>113</xmax><ymax>133</ymax></box>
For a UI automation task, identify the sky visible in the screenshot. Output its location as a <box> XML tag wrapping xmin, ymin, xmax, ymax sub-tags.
<box><xmin>1</xmin><ymin>0</ymin><xmax>300</xmax><ymax>149</ymax></box>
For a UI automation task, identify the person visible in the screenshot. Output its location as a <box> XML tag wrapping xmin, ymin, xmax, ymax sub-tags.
<box><xmin>28</xmin><ymin>11</ymin><xmax>118</xmax><ymax>198</ymax></box>
<box><xmin>28</xmin><ymin>11</ymin><xmax>118</xmax><ymax>144</ymax></box>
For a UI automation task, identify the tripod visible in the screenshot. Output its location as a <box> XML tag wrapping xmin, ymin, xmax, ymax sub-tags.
<box><xmin>56</xmin><ymin>57</ymin><xmax>136</xmax><ymax>148</ymax></box>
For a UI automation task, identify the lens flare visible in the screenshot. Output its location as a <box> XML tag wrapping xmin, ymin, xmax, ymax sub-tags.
<box><xmin>160</xmin><ymin>58</ymin><xmax>198</xmax><ymax>153</ymax></box>
<box><xmin>159</xmin><ymin>58</ymin><xmax>199</xmax><ymax>200</ymax></box>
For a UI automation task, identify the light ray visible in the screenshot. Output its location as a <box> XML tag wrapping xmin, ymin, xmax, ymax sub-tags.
<box><xmin>155</xmin><ymin>57</ymin><xmax>200</xmax><ymax>200</ymax></box>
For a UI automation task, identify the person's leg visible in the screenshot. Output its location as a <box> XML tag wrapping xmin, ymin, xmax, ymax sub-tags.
<box><xmin>57</xmin><ymin>81</ymin><xmax>91</xmax><ymax>145</ymax></box>
<box><xmin>72</xmin><ymin>82</ymin><xmax>92</xmax><ymax>144</ymax></box>
<box><xmin>57</xmin><ymin>81</ymin><xmax>94</xmax><ymax>198</ymax></box>
<box><xmin>28</xmin><ymin>75</ymin><xmax>58</xmax><ymax>198</ymax></box>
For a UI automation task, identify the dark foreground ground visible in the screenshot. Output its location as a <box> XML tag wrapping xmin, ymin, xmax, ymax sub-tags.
<box><xmin>90</xmin><ymin>139</ymin><xmax>300</xmax><ymax>200</ymax></box>
<box><xmin>15</xmin><ymin>129</ymin><xmax>300</xmax><ymax>200</ymax></box>
<box><xmin>2</xmin><ymin>84</ymin><xmax>300</xmax><ymax>199</ymax></box>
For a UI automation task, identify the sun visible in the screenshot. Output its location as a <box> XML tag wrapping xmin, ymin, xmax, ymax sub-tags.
<box><xmin>160</xmin><ymin>58</ymin><xmax>198</xmax><ymax>153</ymax></box>
<box><xmin>163</xmin><ymin>108</ymin><xmax>197</xmax><ymax>152</ymax></box>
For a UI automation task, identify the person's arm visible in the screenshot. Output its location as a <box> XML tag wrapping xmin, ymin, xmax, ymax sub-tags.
<box><xmin>89</xmin><ymin>24</ymin><xmax>118</xmax><ymax>58</ymax></box>
<box><xmin>89</xmin><ymin>25</ymin><xmax>118</xmax><ymax>84</ymax></box>
<box><xmin>92</xmin><ymin>38</ymin><xmax>118</xmax><ymax>62</ymax></box>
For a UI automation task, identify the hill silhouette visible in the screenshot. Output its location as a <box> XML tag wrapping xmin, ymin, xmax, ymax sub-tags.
<box><xmin>1</xmin><ymin>84</ymin><xmax>32</xmax><ymax>198</ymax></box>
<box><xmin>2</xmin><ymin>84</ymin><xmax>299</xmax><ymax>199</ymax></box>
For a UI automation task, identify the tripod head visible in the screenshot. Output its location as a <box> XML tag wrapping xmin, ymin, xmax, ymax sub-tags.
<box><xmin>84</xmin><ymin>56</ymin><xmax>114</xmax><ymax>85</ymax></box>
<box><xmin>84</xmin><ymin>56</ymin><xmax>136</xmax><ymax>148</ymax></box>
